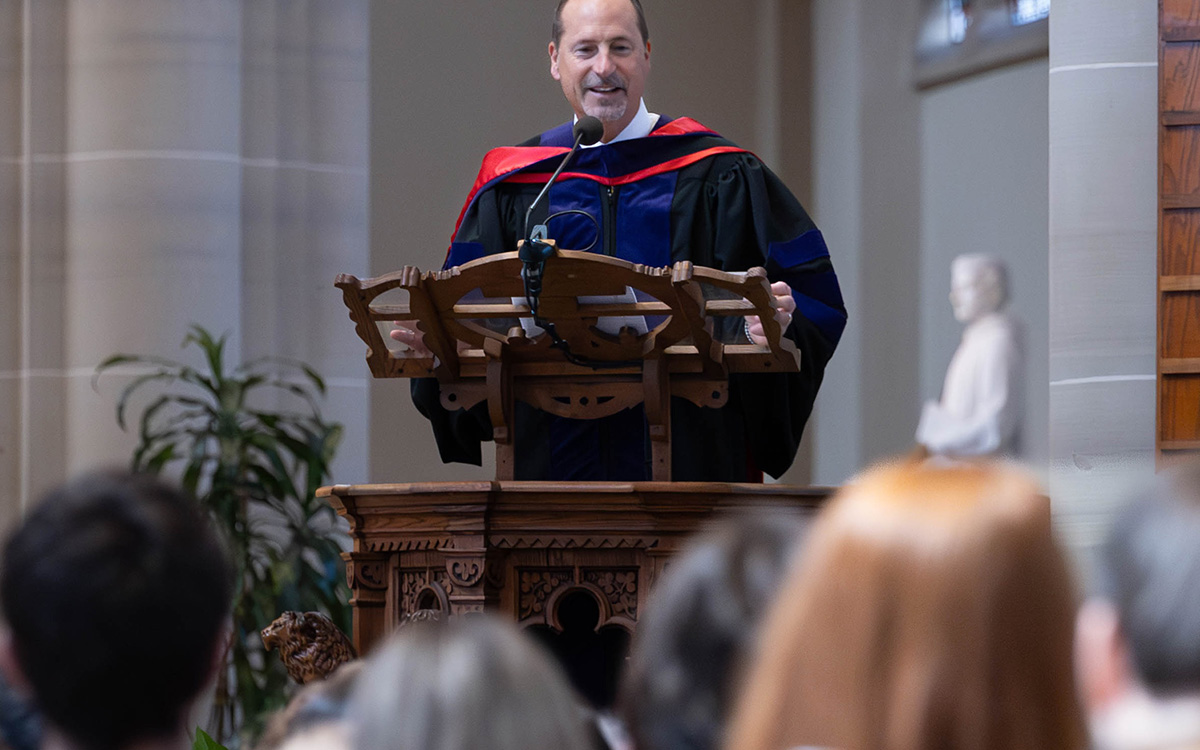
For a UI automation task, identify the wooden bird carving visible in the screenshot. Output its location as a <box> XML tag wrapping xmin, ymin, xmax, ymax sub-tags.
<box><xmin>261</xmin><ymin>611</ymin><xmax>357</xmax><ymax>684</ymax></box>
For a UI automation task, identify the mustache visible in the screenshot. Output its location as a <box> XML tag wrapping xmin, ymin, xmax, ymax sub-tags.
<box><xmin>583</xmin><ymin>72</ymin><xmax>627</xmax><ymax>90</ymax></box>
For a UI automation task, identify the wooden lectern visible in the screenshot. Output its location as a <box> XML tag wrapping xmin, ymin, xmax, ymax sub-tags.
<box><xmin>321</xmin><ymin>244</ymin><xmax>831</xmax><ymax>657</ymax></box>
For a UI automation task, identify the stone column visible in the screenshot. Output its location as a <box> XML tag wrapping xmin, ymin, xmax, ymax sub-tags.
<box><xmin>64</xmin><ymin>0</ymin><xmax>244</xmax><ymax>473</ymax></box>
<box><xmin>0</xmin><ymin>0</ymin><xmax>24</xmax><ymax>525</ymax></box>
<box><xmin>239</xmin><ymin>0</ymin><xmax>370</xmax><ymax>484</ymax></box>
<box><xmin>3</xmin><ymin>2</ymin><xmax>71</xmax><ymax>522</ymax></box>
<box><xmin>1048</xmin><ymin>1</ymin><xmax>1158</xmax><ymax>560</ymax></box>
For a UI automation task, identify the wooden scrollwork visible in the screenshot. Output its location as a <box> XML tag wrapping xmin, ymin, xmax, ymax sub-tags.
<box><xmin>347</xmin><ymin>559</ymin><xmax>388</xmax><ymax>591</ymax></box>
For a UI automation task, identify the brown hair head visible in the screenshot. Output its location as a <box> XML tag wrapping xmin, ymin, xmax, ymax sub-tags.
<box><xmin>726</xmin><ymin>460</ymin><xmax>1084</xmax><ymax>750</ymax></box>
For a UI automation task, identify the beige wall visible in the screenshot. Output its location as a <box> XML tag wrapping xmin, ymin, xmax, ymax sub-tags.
<box><xmin>919</xmin><ymin>59</ymin><xmax>1050</xmax><ymax>465</ymax></box>
<box><xmin>368</xmin><ymin>0</ymin><xmax>1068</xmax><ymax>488</ymax></box>
<box><xmin>811</xmin><ymin>0</ymin><xmax>924</xmax><ymax>484</ymax></box>
<box><xmin>812</xmin><ymin>0</ymin><xmax>1053</xmax><ymax>484</ymax></box>
<box><xmin>367</xmin><ymin>0</ymin><xmax>816</xmax><ymax>484</ymax></box>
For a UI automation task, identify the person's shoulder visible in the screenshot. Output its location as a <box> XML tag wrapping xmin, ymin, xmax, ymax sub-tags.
<box><xmin>649</xmin><ymin>121</ymin><xmax>763</xmax><ymax>182</ymax></box>
<box><xmin>649</xmin><ymin>115</ymin><xmax>759</xmax><ymax>156</ymax></box>
<box><xmin>516</xmin><ymin>120</ymin><xmax>575</xmax><ymax>148</ymax></box>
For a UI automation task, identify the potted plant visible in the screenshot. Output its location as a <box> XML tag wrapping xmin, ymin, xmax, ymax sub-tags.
<box><xmin>95</xmin><ymin>326</ymin><xmax>349</xmax><ymax>746</ymax></box>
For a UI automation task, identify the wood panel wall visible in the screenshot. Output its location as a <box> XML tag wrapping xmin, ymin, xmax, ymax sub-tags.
<box><xmin>1160</xmin><ymin>0</ymin><xmax>1200</xmax><ymax>460</ymax></box>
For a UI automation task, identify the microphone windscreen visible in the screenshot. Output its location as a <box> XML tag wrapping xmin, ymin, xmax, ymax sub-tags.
<box><xmin>574</xmin><ymin>116</ymin><xmax>605</xmax><ymax>146</ymax></box>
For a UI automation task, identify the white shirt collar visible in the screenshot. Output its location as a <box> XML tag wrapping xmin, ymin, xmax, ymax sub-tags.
<box><xmin>577</xmin><ymin>99</ymin><xmax>660</xmax><ymax>147</ymax></box>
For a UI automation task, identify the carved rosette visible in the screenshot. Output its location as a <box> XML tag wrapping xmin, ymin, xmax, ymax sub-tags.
<box><xmin>584</xmin><ymin>569</ymin><xmax>638</xmax><ymax>620</ymax></box>
<box><xmin>447</xmin><ymin>558</ymin><xmax>485</xmax><ymax>588</ymax></box>
<box><xmin>347</xmin><ymin>559</ymin><xmax>388</xmax><ymax>591</ymax></box>
<box><xmin>519</xmin><ymin>569</ymin><xmax>572</xmax><ymax>620</ymax></box>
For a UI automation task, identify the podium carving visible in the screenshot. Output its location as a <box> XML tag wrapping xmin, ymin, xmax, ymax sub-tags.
<box><xmin>322</xmin><ymin>245</ymin><xmax>829</xmax><ymax>661</ymax></box>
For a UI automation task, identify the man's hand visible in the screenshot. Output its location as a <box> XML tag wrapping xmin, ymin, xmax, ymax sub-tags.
<box><xmin>746</xmin><ymin>281</ymin><xmax>796</xmax><ymax>345</ymax></box>
<box><xmin>389</xmin><ymin>321</ymin><xmax>432</xmax><ymax>357</ymax></box>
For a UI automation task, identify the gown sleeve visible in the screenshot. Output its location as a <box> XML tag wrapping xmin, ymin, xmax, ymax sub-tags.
<box><xmin>408</xmin><ymin>169</ymin><xmax>530</xmax><ymax>467</ymax></box>
<box><xmin>681</xmin><ymin>154</ymin><xmax>847</xmax><ymax>478</ymax></box>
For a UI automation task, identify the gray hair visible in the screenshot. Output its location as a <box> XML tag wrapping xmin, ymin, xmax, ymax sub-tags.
<box><xmin>349</xmin><ymin>616</ymin><xmax>594</xmax><ymax>750</ymax></box>
<box><xmin>1100</xmin><ymin>462</ymin><xmax>1200</xmax><ymax>693</ymax></box>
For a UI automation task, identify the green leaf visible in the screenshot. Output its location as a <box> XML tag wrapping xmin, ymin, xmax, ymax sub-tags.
<box><xmin>94</xmin><ymin>353</ymin><xmax>143</xmax><ymax>371</ymax></box>
<box><xmin>298</xmin><ymin>363</ymin><xmax>327</xmax><ymax>394</ymax></box>
<box><xmin>93</xmin><ymin>352</ymin><xmax>186</xmax><ymax>387</ymax></box>
<box><xmin>183</xmin><ymin>326</ymin><xmax>228</xmax><ymax>380</ymax></box>
<box><xmin>181</xmin><ymin>438</ymin><xmax>209</xmax><ymax>497</ymax></box>
<box><xmin>111</xmin><ymin>370</ymin><xmax>182</xmax><ymax>431</ymax></box>
<box><xmin>141</xmin><ymin>444</ymin><xmax>178</xmax><ymax>475</ymax></box>
<box><xmin>192</xmin><ymin>728</ymin><xmax>227</xmax><ymax>750</ymax></box>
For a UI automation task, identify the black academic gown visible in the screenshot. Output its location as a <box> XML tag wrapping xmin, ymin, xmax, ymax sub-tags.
<box><xmin>412</xmin><ymin>116</ymin><xmax>846</xmax><ymax>482</ymax></box>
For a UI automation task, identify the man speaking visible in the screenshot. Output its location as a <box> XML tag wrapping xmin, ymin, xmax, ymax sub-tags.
<box><xmin>399</xmin><ymin>0</ymin><xmax>846</xmax><ymax>482</ymax></box>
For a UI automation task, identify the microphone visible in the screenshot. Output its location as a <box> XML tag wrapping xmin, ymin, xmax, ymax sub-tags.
<box><xmin>574</xmin><ymin>115</ymin><xmax>605</xmax><ymax>146</ymax></box>
<box><xmin>519</xmin><ymin>115</ymin><xmax>624</xmax><ymax>370</ymax></box>
<box><xmin>523</xmin><ymin>115</ymin><xmax>604</xmax><ymax>246</ymax></box>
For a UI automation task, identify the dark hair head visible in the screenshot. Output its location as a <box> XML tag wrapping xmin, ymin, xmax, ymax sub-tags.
<box><xmin>618</xmin><ymin>513</ymin><xmax>806</xmax><ymax>750</ymax></box>
<box><xmin>1</xmin><ymin>471</ymin><xmax>233</xmax><ymax>750</ymax></box>
<box><xmin>1101</xmin><ymin>462</ymin><xmax>1200</xmax><ymax>694</ymax></box>
<box><xmin>552</xmin><ymin>0</ymin><xmax>649</xmax><ymax>46</ymax></box>
<box><xmin>350</xmin><ymin>615</ymin><xmax>594</xmax><ymax>750</ymax></box>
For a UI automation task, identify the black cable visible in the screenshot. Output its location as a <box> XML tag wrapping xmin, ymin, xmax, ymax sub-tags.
<box><xmin>544</xmin><ymin>209</ymin><xmax>600</xmax><ymax>253</ymax></box>
<box><xmin>519</xmin><ymin>255</ymin><xmax>642</xmax><ymax>370</ymax></box>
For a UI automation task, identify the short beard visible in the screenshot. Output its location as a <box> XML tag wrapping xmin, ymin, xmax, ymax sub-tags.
<box><xmin>584</xmin><ymin>99</ymin><xmax>628</xmax><ymax>123</ymax></box>
<box><xmin>581</xmin><ymin>72</ymin><xmax>628</xmax><ymax>123</ymax></box>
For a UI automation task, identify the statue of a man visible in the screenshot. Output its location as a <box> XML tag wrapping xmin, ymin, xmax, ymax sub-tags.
<box><xmin>915</xmin><ymin>254</ymin><xmax>1023</xmax><ymax>458</ymax></box>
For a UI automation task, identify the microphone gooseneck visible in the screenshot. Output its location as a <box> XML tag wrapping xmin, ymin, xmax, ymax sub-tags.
<box><xmin>523</xmin><ymin>115</ymin><xmax>604</xmax><ymax>243</ymax></box>
<box><xmin>517</xmin><ymin>115</ymin><xmax>635</xmax><ymax>370</ymax></box>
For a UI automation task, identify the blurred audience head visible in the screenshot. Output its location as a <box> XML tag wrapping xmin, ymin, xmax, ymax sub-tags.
<box><xmin>728</xmin><ymin>460</ymin><xmax>1084</xmax><ymax>750</ymax></box>
<box><xmin>618</xmin><ymin>512</ymin><xmax>805</xmax><ymax>750</ymax></box>
<box><xmin>257</xmin><ymin>662</ymin><xmax>362</xmax><ymax>750</ymax></box>
<box><xmin>1076</xmin><ymin>461</ymin><xmax>1200</xmax><ymax>750</ymax></box>
<box><xmin>349</xmin><ymin>615</ymin><xmax>594</xmax><ymax>750</ymax></box>
<box><xmin>0</xmin><ymin>470</ymin><xmax>232</xmax><ymax>750</ymax></box>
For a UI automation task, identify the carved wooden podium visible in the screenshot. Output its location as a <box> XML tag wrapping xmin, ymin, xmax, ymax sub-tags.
<box><xmin>321</xmin><ymin>245</ymin><xmax>831</xmax><ymax>658</ymax></box>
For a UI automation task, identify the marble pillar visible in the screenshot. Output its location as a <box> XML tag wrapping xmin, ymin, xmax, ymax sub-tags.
<box><xmin>64</xmin><ymin>0</ymin><xmax>245</xmax><ymax>477</ymax></box>
<box><xmin>1048</xmin><ymin>0</ymin><xmax>1159</xmax><ymax>563</ymax></box>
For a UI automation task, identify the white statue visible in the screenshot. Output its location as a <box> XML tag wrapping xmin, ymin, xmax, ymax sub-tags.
<box><xmin>916</xmin><ymin>254</ymin><xmax>1023</xmax><ymax>458</ymax></box>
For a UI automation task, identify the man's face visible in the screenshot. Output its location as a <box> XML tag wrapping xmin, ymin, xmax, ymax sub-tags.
<box><xmin>549</xmin><ymin>0</ymin><xmax>651</xmax><ymax>142</ymax></box>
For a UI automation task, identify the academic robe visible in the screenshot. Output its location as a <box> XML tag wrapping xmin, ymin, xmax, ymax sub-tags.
<box><xmin>412</xmin><ymin>116</ymin><xmax>846</xmax><ymax>482</ymax></box>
